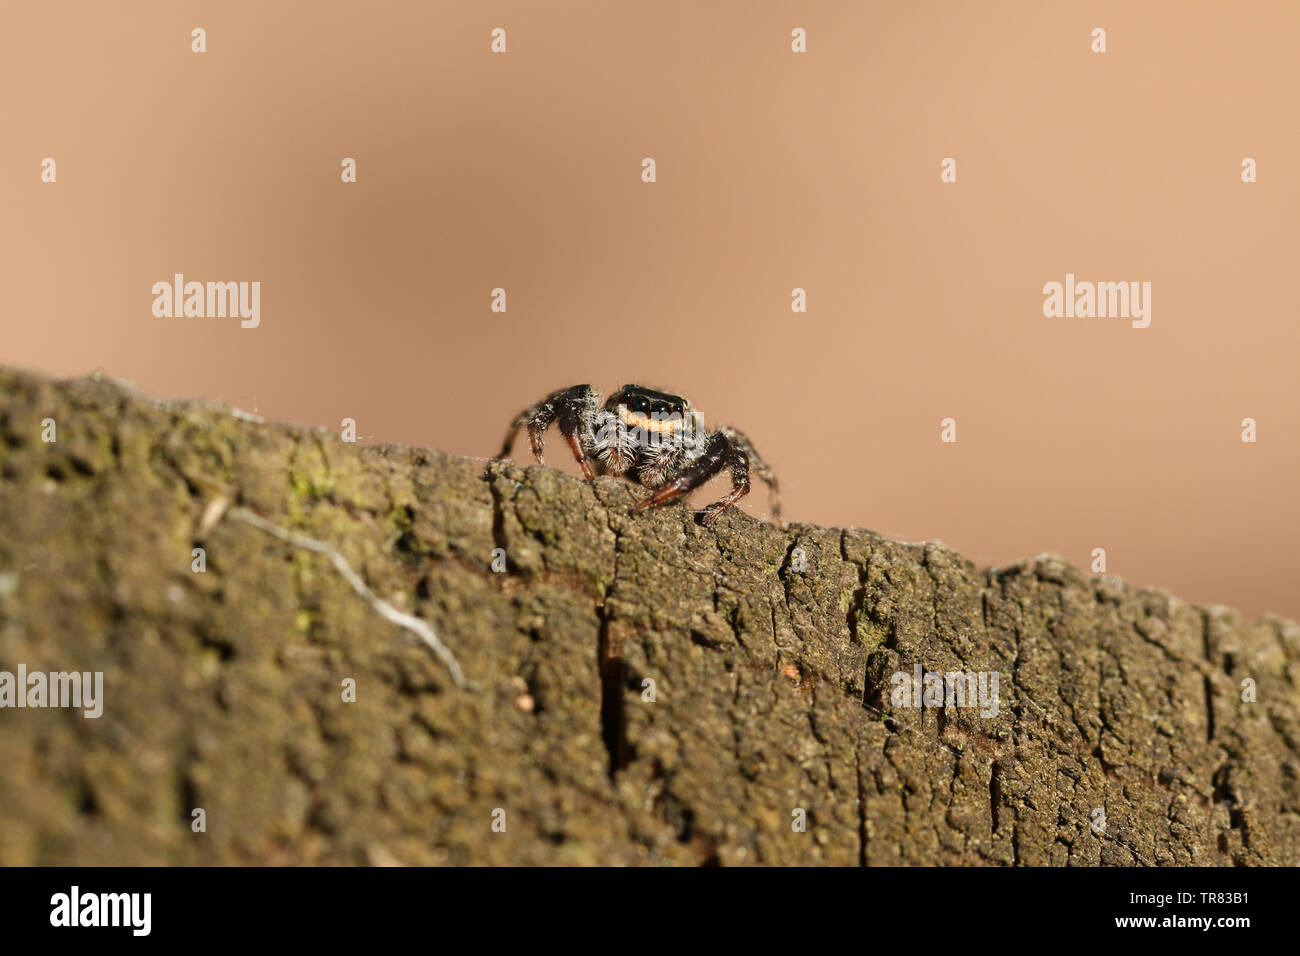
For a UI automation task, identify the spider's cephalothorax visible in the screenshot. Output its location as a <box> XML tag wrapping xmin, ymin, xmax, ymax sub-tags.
<box><xmin>497</xmin><ymin>384</ymin><xmax>780</xmax><ymax>525</ymax></box>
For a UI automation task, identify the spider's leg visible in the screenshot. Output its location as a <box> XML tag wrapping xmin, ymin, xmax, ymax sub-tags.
<box><xmin>635</xmin><ymin>432</ymin><xmax>732</xmax><ymax>515</ymax></box>
<box><xmin>698</xmin><ymin>433</ymin><xmax>752</xmax><ymax>527</ymax></box>
<box><xmin>499</xmin><ymin>394</ymin><xmax>559</xmax><ymax>464</ymax></box>
<box><xmin>556</xmin><ymin>389</ymin><xmax>598</xmax><ymax>480</ymax></box>
<box><xmin>498</xmin><ymin>384</ymin><xmax>597</xmax><ymax>478</ymax></box>
<box><xmin>716</xmin><ymin>426</ymin><xmax>780</xmax><ymax>521</ymax></box>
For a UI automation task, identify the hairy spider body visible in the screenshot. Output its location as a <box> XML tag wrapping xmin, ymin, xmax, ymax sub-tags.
<box><xmin>497</xmin><ymin>384</ymin><xmax>780</xmax><ymax>525</ymax></box>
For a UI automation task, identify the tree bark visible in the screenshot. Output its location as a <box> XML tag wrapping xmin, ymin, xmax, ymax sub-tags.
<box><xmin>1</xmin><ymin>368</ymin><xmax>1296</xmax><ymax>865</ymax></box>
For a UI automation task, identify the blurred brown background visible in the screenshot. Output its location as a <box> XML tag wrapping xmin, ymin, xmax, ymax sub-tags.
<box><xmin>2</xmin><ymin>1</ymin><xmax>1296</xmax><ymax>619</ymax></box>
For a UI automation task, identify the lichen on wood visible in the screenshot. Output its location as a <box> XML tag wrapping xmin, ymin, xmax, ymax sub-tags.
<box><xmin>0</xmin><ymin>368</ymin><xmax>1296</xmax><ymax>865</ymax></box>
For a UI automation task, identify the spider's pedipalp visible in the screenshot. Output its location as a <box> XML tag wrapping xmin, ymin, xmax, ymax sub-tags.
<box><xmin>635</xmin><ymin>431</ymin><xmax>732</xmax><ymax>515</ymax></box>
<box><xmin>591</xmin><ymin>408</ymin><xmax>636</xmax><ymax>477</ymax></box>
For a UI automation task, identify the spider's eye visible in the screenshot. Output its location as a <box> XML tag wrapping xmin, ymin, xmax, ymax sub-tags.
<box><xmin>630</xmin><ymin>396</ymin><xmax>650</xmax><ymax>414</ymax></box>
<box><xmin>650</xmin><ymin>400</ymin><xmax>669</xmax><ymax>417</ymax></box>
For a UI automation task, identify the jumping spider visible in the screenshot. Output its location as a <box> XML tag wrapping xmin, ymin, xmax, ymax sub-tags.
<box><xmin>497</xmin><ymin>384</ymin><xmax>780</xmax><ymax>526</ymax></box>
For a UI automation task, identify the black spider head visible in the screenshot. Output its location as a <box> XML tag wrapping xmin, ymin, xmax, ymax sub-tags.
<box><xmin>605</xmin><ymin>385</ymin><xmax>688</xmax><ymax>419</ymax></box>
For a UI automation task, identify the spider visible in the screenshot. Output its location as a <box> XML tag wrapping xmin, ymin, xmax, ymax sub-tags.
<box><xmin>497</xmin><ymin>384</ymin><xmax>781</xmax><ymax>526</ymax></box>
